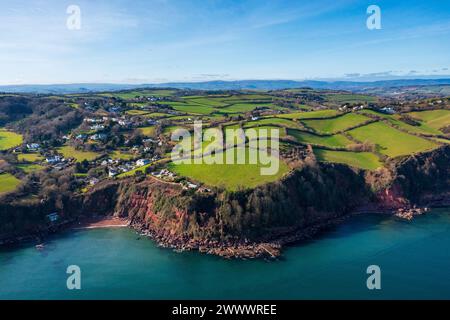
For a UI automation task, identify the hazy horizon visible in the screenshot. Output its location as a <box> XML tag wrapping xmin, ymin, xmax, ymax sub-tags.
<box><xmin>1</xmin><ymin>0</ymin><xmax>450</xmax><ymax>85</ymax></box>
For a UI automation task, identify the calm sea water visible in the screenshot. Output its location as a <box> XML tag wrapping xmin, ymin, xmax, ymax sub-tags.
<box><xmin>0</xmin><ymin>209</ymin><xmax>449</xmax><ymax>300</ymax></box>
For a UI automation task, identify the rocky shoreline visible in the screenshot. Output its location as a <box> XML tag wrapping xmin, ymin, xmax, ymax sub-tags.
<box><xmin>130</xmin><ymin>211</ymin><xmax>368</xmax><ymax>259</ymax></box>
<box><xmin>129</xmin><ymin>196</ymin><xmax>450</xmax><ymax>260</ymax></box>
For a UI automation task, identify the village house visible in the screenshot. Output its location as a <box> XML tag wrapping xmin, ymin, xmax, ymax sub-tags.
<box><xmin>108</xmin><ymin>168</ymin><xmax>118</xmax><ymax>177</ymax></box>
<box><xmin>46</xmin><ymin>212</ymin><xmax>59</xmax><ymax>223</ymax></box>
<box><xmin>90</xmin><ymin>133</ymin><xmax>107</xmax><ymax>141</ymax></box>
<box><xmin>136</xmin><ymin>159</ymin><xmax>150</xmax><ymax>167</ymax></box>
<box><xmin>90</xmin><ymin>124</ymin><xmax>105</xmax><ymax>131</ymax></box>
<box><xmin>89</xmin><ymin>177</ymin><xmax>100</xmax><ymax>185</ymax></box>
<box><xmin>46</xmin><ymin>155</ymin><xmax>61</xmax><ymax>164</ymax></box>
<box><xmin>26</xmin><ymin>143</ymin><xmax>40</xmax><ymax>151</ymax></box>
<box><xmin>381</xmin><ymin>107</ymin><xmax>396</xmax><ymax>114</ymax></box>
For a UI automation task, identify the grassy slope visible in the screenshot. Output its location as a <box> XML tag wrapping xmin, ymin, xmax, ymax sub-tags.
<box><xmin>348</xmin><ymin>122</ymin><xmax>439</xmax><ymax>157</ymax></box>
<box><xmin>0</xmin><ymin>129</ymin><xmax>23</xmax><ymax>151</ymax></box>
<box><xmin>409</xmin><ymin>109</ymin><xmax>450</xmax><ymax>131</ymax></box>
<box><xmin>288</xmin><ymin>129</ymin><xmax>352</xmax><ymax>148</ymax></box>
<box><xmin>169</xmin><ymin>147</ymin><xmax>289</xmax><ymax>191</ymax></box>
<box><xmin>17</xmin><ymin>153</ymin><xmax>44</xmax><ymax>162</ymax></box>
<box><xmin>58</xmin><ymin>146</ymin><xmax>101</xmax><ymax>162</ymax></box>
<box><xmin>314</xmin><ymin>149</ymin><xmax>382</xmax><ymax>170</ymax></box>
<box><xmin>0</xmin><ymin>173</ymin><xmax>21</xmax><ymax>194</ymax></box>
<box><xmin>301</xmin><ymin>113</ymin><xmax>369</xmax><ymax>134</ymax></box>
<box><xmin>277</xmin><ymin>110</ymin><xmax>339</xmax><ymax>120</ymax></box>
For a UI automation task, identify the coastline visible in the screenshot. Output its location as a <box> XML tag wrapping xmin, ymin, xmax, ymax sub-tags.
<box><xmin>1</xmin><ymin>195</ymin><xmax>449</xmax><ymax>259</ymax></box>
<box><xmin>72</xmin><ymin>217</ymin><xmax>130</xmax><ymax>230</ymax></box>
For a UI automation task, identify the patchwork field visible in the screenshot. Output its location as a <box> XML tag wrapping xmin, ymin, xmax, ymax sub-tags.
<box><xmin>348</xmin><ymin>122</ymin><xmax>439</xmax><ymax>157</ymax></box>
<box><xmin>409</xmin><ymin>109</ymin><xmax>450</xmax><ymax>132</ymax></box>
<box><xmin>301</xmin><ymin>113</ymin><xmax>369</xmax><ymax>134</ymax></box>
<box><xmin>0</xmin><ymin>173</ymin><xmax>21</xmax><ymax>194</ymax></box>
<box><xmin>17</xmin><ymin>153</ymin><xmax>44</xmax><ymax>162</ymax></box>
<box><xmin>17</xmin><ymin>164</ymin><xmax>44</xmax><ymax>174</ymax></box>
<box><xmin>314</xmin><ymin>149</ymin><xmax>382</xmax><ymax>170</ymax></box>
<box><xmin>169</xmin><ymin>147</ymin><xmax>289</xmax><ymax>191</ymax></box>
<box><xmin>245</xmin><ymin>117</ymin><xmax>301</xmax><ymax>129</ymax></box>
<box><xmin>58</xmin><ymin>146</ymin><xmax>101</xmax><ymax>162</ymax></box>
<box><xmin>109</xmin><ymin>150</ymin><xmax>135</xmax><ymax>160</ymax></box>
<box><xmin>288</xmin><ymin>130</ymin><xmax>352</xmax><ymax>148</ymax></box>
<box><xmin>138</xmin><ymin>126</ymin><xmax>156</xmax><ymax>136</ymax></box>
<box><xmin>360</xmin><ymin>109</ymin><xmax>443</xmax><ymax>135</ymax></box>
<box><xmin>324</xmin><ymin>93</ymin><xmax>377</xmax><ymax>104</ymax></box>
<box><xmin>166</xmin><ymin>102</ymin><xmax>216</xmax><ymax>115</ymax></box>
<box><xmin>277</xmin><ymin>110</ymin><xmax>339</xmax><ymax>120</ymax></box>
<box><xmin>0</xmin><ymin>129</ymin><xmax>23</xmax><ymax>151</ymax></box>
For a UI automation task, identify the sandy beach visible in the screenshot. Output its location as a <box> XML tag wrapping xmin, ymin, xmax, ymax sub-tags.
<box><xmin>73</xmin><ymin>217</ymin><xmax>129</xmax><ymax>230</ymax></box>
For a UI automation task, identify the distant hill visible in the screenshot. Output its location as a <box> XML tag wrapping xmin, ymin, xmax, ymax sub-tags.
<box><xmin>2</xmin><ymin>79</ymin><xmax>450</xmax><ymax>94</ymax></box>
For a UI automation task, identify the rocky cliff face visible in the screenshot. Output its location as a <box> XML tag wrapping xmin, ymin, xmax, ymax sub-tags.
<box><xmin>1</xmin><ymin>146</ymin><xmax>449</xmax><ymax>257</ymax></box>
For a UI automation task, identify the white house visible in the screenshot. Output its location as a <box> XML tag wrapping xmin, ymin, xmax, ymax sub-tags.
<box><xmin>46</xmin><ymin>155</ymin><xmax>61</xmax><ymax>164</ymax></box>
<box><xmin>136</xmin><ymin>159</ymin><xmax>150</xmax><ymax>167</ymax></box>
<box><xmin>26</xmin><ymin>143</ymin><xmax>40</xmax><ymax>151</ymax></box>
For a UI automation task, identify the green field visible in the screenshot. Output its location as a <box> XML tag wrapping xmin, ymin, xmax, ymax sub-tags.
<box><xmin>314</xmin><ymin>149</ymin><xmax>382</xmax><ymax>170</ymax></box>
<box><xmin>169</xmin><ymin>147</ymin><xmax>289</xmax><ymax>191</ymax></box>
<box><xmin>245</xmin><ymin>117</ymin><xmax>301</xmax><ymax>129</ymax></box>
<box><xmin>166</xmin><ymin>102</ymin><xmax>216</xmax><ymax>115</ymax></box>
<box><xmin>125</xmin><ymin>109</ymin><xmax>151</xmax><ymax>116</ymax></box>
<box><xmin>109</xmin><ymin>150</ymin><xmax>135</xmax><ymax>160</ymax></box>
<box><xmin>17</xmin><ymin>164</ymin><xmax>44</xmax><ymax>174</ymax></box>
<box><xmin>360</xmin><ymin>110</ymin><xmax>442</xmax><ymax>135</ymax></box>
<box><xmin>348</xmin><ymin>122</ymin><xmax>439</xmax><ymax>157</ymax></box>
<box><xmin>138</xmin><ymin>126</ymin><xmax>156</xmax><ymax>136</ymax></box>
<box><xmin>0</xmin><ymin>129</ymin><xmax>23</xmax><ymax>151</ymax></box>
<box><xmin>324</xmin><ymin>93</ymin><xmax>377</xmax><ymax>104</ymax></box>
<box><xmin>163</xmin><ymin>125</ymin><xmax>189</xmax><ymax>135</ymax></box>
<box><xmin>409</xmin><ymin>110</ymin><xmax>450</xmax><ymax>132</ymax></box>
<box><xmin>302</xmin><ymin>113</ymin><xmax>369</xmax><ymax>134</ymax></box>
<box><xmin>17</xmin><ymin>153</ymin><xmax>44</xmax><ymax>162</ymax></box>
<box><xmin>277</xmin><ymin>110</ymin><xmax>339</xmax><ymax>120</ymax></box>
<box><xmin>217</xmin><ymin>103</ymin><xmax>264</xmax><ymax>114</ymax></box>
<box><xmin>288</xmin><ymin>130</ymin><xmax>352</xmax><ymax>148</ymax></box>
<box><xmin>58</xmin><ymin>146</ymin><xmax>101</xmax><ymax>162</ymax></box>
<box><xmin>0</xmin><ymin>173</ymin><xmax>21</xmax><ymax>194</ymax></box>
<box><xmin>183</xmin><ymin>97</ymin><xmax>229</xmax><ymax>107</ymax></box>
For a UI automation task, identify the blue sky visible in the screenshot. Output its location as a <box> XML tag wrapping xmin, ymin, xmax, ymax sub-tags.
<box><xmin>1</xmin><ymin>0</ymin><xmax>450</xmax><ymax>84</ymax></box>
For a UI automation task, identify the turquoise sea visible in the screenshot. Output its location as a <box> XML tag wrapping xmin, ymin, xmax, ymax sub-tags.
<box><xmin>0</xmin><ymin>209</ymin><xmax>449</xmax><ymax>299</ymax></box>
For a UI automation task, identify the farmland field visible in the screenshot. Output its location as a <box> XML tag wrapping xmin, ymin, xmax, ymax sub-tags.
<box><xmin>166</xmin><ymin>102</ymin><xmax>216</xmax><ymax>115</ymax></box>
<box><xmin>277</xmin><ymin>110</ymin><xmax>339</xmax><ymax>120</ymax></box>
<box><xmin>169</xmin><ymin>147</ymin><xmax>289</xmax><ymax>191</ymax></box>
<box><xmin>125</xmin><ymin>109</ymin><xmax>151</xmax><ymax>116</ymax></box>
<box><xmin>348</xmin><ymin>122</ymin><xmax>439</xmax><ymax>157</ymax></box>
<box><xmin>324</xmin><ymin>93</ymin><xmax>377</xmax><ymax>104</ymax></box>
<box><xmin>360</xmin><ymin>109</ymin><xmax>442</xmax><ymax>135</ymax></box>
<box><xmin>0</xmin><ymin>129</ymin><xmax>23</xmax><ymax>151</ymax></box>
<box><xmin>58</xmin><ymin>146</ymin><xmax>101</xmax><ymax>162</ymax></box>
<box><xmin>217</xmin><ymin>103</ymin><xmax>263</xmax><ymax>114</ymax></box>
<box><xmin>302</xmin><ymin>113</ymin><xmax>369</xmax><ymax>134</ymax></box>
<box><xmin>288</xmin><ymin>130</ymin><xmax>352</xmax><ymax>148</ymax></box>
<box><xmin>109</xmin><ymin>150</ymin><xmax>135</xmax><ymax>160</ymax></box>
<box><xmin>0</xmin><ymin>173</ymin><xmax>21</xmax><ymax>194</ymax></box>
<box><xmin>17</xmin><ymin>164</ymin><xmax>44</xmax><ymax>174</ymax></box>
<box><xmin>245</xmin><ymin>117</ymin><xmax>301</xmax><ymax>129</ymax></box>
<box><xmin>17</xmin><ymin>153</ymin><xmax>44</xmax><ymax>162</ymax></box>
<box><xmin>409</xmin><ymin>110</ymin><xmax>450</xmax><ymax>132</ymax></box>
<box><xmin>138</xmin><ymin>126</ymin><xmax>156</xmax><ymax>136</ymax></box>
<box><xmin>182</xmin><ymin>97</ymin><xmax>229</xmax><ymax>107</ymax></box>
<box><xmin>314</xmin><ymin>149</ymin><xmax>382</xmax><ymax>170</ymax></box>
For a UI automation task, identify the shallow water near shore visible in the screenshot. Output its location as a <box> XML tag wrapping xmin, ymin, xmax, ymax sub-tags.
<box><xmin>0</xmin><ymin>209</ymin><xmax>449</xmax><ymax>299</ymax></box>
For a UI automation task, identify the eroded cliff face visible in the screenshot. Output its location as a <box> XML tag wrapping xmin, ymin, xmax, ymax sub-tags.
<box><xmin>1</xmin><ymin>146</ymin><xmax>449</xmax><ymax>256</ymax></box>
